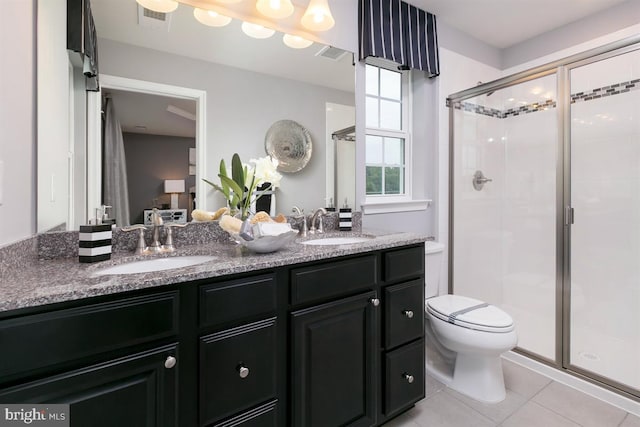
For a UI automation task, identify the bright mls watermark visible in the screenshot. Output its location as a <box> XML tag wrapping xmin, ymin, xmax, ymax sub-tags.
<box><xmin>0</xmin><ymin>405</ymin><xmax>69</xmax><ymax>426</ymax></box>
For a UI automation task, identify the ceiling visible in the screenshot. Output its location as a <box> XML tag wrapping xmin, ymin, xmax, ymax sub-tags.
<box><xmin>407</xmin><ymin>0</ymin><xmax>631</xmax><ymax>49</ymax></box>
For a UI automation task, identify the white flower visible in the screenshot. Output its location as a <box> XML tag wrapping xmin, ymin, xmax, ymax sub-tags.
<box><xmin>250</xmin><ymin>156</ymin><xmax>282</xmax><ymax>189</ymax></box>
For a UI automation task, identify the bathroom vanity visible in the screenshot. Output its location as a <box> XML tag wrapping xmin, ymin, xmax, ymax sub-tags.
<box><xmin>0</xmin><ymin>232</ymin><xmax>425</xmax><ymax>426</ymax></box>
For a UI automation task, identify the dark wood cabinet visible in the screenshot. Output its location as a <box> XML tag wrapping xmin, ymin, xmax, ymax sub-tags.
<box><xmin>291</xmin><ymin>291</ymin><xmax>378</xmax><ymax>427</ymax></box>
<box><xmin>0</xmin><ymin>344</ymin><xmax>178</xmax><ymax>427</ymax></box>
<box><xmin>0</xmin><ymin>243</ymin><xmax>425</xmax><ymax>426</ymax></box>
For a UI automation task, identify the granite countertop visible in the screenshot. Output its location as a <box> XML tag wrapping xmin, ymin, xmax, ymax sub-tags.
<box><xmin>0</xmin><ymin>230</ymin><xmax>427</xmax><ymax>313</ymax></box>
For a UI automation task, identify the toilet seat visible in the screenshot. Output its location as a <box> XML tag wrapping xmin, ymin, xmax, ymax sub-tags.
<box><xmin>427</xmin><ymin>295</ymin><xmax>514</xmax><ymax>333</ymax></box>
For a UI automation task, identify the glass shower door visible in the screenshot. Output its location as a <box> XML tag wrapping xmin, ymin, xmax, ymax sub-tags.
<box><xmin>452</xmin><ymin>73</ymin><xmax>558</xmax><ymax>361</ymax></box>
<box><xmin>568</xmin><ymin>47</ymin><xmax>640</xmax><ymax>392</ymax></box>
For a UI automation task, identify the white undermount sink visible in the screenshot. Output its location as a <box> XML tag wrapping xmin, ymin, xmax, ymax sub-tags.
<box><xmin>300</xmin><ymin>236</ymin><xmax>374</xmax><ymax>246</ymax></box>
<box><xmin>93</xmin><ymin>255</ymin><xmax>216</xmax><ymax>276</ymax></box>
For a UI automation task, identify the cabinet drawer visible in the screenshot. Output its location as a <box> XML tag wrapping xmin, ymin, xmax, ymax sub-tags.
<box><xmin>290</xmin><ymin>255</ymin><xmax>377</xmax><ymax>305</ymax></box>
<box><xmin>200</xmin><ymin>318</ymin><xmax>277</xmax><ymax>426</ymax></box>
<box><xmin>384</xmin><ymin>279</ymin><xmax>424</xmax><ymax>349</ymax></box>
<box><xmin>200</xmin><ymin>274</ymin><xmax>276</xmax><ymax>328</ymax></box>
<box><xmin>384</xmin><ymin>339</ymin><xmax>425</xmax><ymax>417</ymax></box>
<box><xmin>0</xmin><ymin>291</ymin><xmax>179</xmax><ymax>379</ymax></box>
<box><xmin>383</xmin><ymin>246</ymin><xmax>424</xmax><ymax>282</ymax></box>
<box><xmin>212</xmin><ymin>400</ymin><xmax>278</xmax><ymax>427</ymax></box>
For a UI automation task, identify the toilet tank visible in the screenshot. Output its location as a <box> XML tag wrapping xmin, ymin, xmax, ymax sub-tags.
<box><xmin>425</xmin><ymin>241</ymin><xmax>445</xmax><ymax>298</ymax></box>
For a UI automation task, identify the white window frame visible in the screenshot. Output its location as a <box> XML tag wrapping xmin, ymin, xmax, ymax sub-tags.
<box><xmin>364</xmin><ymin>58</ymin><xmax>413</xmax><ymax>205</ymax></box>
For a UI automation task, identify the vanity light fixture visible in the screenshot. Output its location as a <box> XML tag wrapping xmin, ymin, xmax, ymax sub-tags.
<box><xmin>241</xmin><ymin>22</ymin><xmax>276</xmax><ymax>39</ymax></box>
<box><xmin>256</xmin><ymin>0</ymin><xmax>295</xmax><ymax>19</ymax></box>
<box><xmin>301</xmin><ymin>0</ymin><xmax>334</xmax><ymax>31</ymax></box>
<box><xmin>194</xmin><ymin>8</ymin><xmax>232</xmax><ymax>27</ymax></box>
<box><xmin>282</xmin><ymin>34</ymin><xmax>313</xmax><ymax>49</ymax></box>
<box><xmin>136</xmin><ymin>0</ymin><xmax>178</xmax><ymax>13</ymax></box>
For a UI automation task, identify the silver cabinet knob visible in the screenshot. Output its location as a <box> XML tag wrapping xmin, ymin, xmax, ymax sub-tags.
<box><xmin>403</xmin><ymin>373</ymin><xmax>414</xmax><ymax>383</ymax></box>
<box><xmin>238</xmin><ymin>365</ymin><xmax>250</xmax><ymax>379</ymax></box>
<box><xmin>164</xmin><ymin>356</ymin><xmax>176</xmax><ymax>369</ymax></box>
<box><xmin>403</xmin><ymin>310</ymin><xmax>414</xmax><ymax>319</ymax></box>
<box><xmin>370</xmin><ymin>298</ymin><xmax>380</xmax><ymax>307</ymax></box>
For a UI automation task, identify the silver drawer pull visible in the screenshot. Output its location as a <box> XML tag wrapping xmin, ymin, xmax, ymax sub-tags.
<box><xmin>370</xmin><ymin>298</ymin><xmax>380</xmax><ymax>307</ymax></box>
<box><xmin>164</xmin><ymin>356</ymin><xmax>176</xmax><ymax>369</ymax></box>
<box><xmin>403</xmin><ymin>373</ymin><xmax>414</xmax><ymax>384</ymax></box>
<box><xmin>403</xmin><ymin>310</ymin><xmax>414</xmax><ymax>319</ymax></box>
<box><xmin>238</xmin><ymin>365</ymin><xmax>250</xmax><ymax>379</ymax></box>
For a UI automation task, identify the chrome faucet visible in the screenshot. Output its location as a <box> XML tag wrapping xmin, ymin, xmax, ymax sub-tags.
<box><xmin>121</xmin><ymin>224</ymin><xmax>149</xmax><ymax>255</ymax></box>
<box><xmin>292</xmin><ymin>206</ymin><xmax>308</xmax><ymax>237</ymax></box>
<box><xmin>309</xmin><ymin>208</ymin><xmax>327</xmax><ymax>234</ymax></box>
<box><xmin>162</xmin><ymin>223</ymin><xmax>188</xmax><ymax>252</ymax></box>
<box><xmin>149</xmin><ymin>208</ymin><xmax>164</xmax><ymax>253</ymax></box>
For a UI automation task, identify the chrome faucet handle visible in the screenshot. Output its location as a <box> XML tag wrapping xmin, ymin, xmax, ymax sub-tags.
<box><xmin>162</xmin><ymin>223</ymin><xmax>188</xmax><ymax>252</ymax></box>
<box><xmin>122</xmin><ymin>225</ymin><xmax>149</xmax><ymax>255</ymax></box>
<box><xmin>291</xmin><ymin>206</ymin><xmax>308</xmax><ymax>237</ymax></box>
<box><xmin>148</xmin><ymin>208</ymin><xmax>165</xmax><ymax>252</ymax></box>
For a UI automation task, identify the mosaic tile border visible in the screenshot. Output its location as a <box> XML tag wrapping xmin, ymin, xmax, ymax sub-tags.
<box><xmin>447</xmin><ymin>78</ymin><xmax>638</xmax><ymax>118</ymax></box>
<box><xmin>571</xmin><ymin>78</ymin><xmax>639</xmax><ymax>103</ymax></box>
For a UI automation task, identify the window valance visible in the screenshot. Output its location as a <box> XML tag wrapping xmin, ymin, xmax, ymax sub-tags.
<box><xmin>359</xmin><ymin>0</ymin><xmax>440</xmax><ymax>77</ymax></box>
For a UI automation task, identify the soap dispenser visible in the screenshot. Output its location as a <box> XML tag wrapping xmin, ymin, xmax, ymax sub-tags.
<box><xmin>78</xmin><ymin>207</ymin><xmax>113</xmax><ymax>263</ymax></box>
<box><xmin>339</xmin><ymin>198</ymin><xmax>352</xmax><ymax>231</ymax></box>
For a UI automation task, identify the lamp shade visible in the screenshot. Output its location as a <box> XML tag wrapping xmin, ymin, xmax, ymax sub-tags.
<box><xmin>301</xmin><ymin>0</ymin><xmax>334</xmax><ymax>31</ymax></box>
<box><xmin>136</xmin><ymin>0</ymin><xmax>178</xmax><ymax>13</ymax></box>
<box><xmin>165</xmin><ymin>179</ymin><xmax>185</xmax><ymax>194</ymax></box>
<box><xmin>256</xmin><ymin>0</ymin><xmax>294</xmax><ymax>19</ymax></box>
<box><xmin>241</xmin><ymin>22</ymin><xmax>276</xmax><ymax>39</ymax></box>
<box><xmin>194</xmin><ymin>8</ymin><xmax>232</xmax><ymax>27</ymax></box>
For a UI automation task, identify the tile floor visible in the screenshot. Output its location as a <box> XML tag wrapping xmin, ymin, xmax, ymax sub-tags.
<box><xmin>383</xmin><ymin>360</ymin><xmax>640</xmax><ymax>427</ymax></box>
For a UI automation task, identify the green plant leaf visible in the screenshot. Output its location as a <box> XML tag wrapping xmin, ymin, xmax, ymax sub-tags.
<box><xmin>231</xmin><ymin>153</ymin><xmax>245</xmax><ymax>191</ymax></box>
<box><xmin>219</xmin><ymin>159</ymin><xmax>229</xmax><ymax>195</ymax></box>
<box><xmin>202</xmin><ymin>178</ymin><xmax>230</xmax><ymax>199</ymax></box>
<box><xmin>219</xmin><ymin>174</ymin><xmax>244</xmax><ymax>202</ymax></box>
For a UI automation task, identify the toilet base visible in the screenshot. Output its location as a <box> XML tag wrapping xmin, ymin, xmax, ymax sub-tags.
<box><xmin>450</xmin><ymin>353</ymin><xmax>506</xmax><ymax>403</ymax></box>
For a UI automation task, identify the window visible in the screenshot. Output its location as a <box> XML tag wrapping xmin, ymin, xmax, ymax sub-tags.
<box><xmin>365</xmin><ymin>62</ymin><xmax>410</xmax><ymax>198</ymax></box>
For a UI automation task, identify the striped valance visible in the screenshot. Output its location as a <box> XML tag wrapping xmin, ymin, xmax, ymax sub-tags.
<box><xmin>359</xmin><ymin>0</ymin><xmax>440</xmax><ymax>77</ymax></box>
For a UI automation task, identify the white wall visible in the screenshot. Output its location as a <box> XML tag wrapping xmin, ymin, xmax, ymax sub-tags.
<box><xmin>0</xmin><ymin>0</ymin><xmax>36</xmax><ymax>246</ymax></box>
<box><xmin>99</xmin><ymin>39</ymin><xmax>354</xmax><ymax>215</ymax></box>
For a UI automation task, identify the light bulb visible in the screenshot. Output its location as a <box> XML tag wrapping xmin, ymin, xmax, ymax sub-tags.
<box><xmin>241</xmin><ymin>22</ymin><xmax>276</xmax><ymax>39</ymax></box>
<box><xmin>301</xmin><ymin>0</ymin><xmax>334</xmax><ymax>31</ymax></box>
<box><xmin>256</xmin><ymin>0</ymin><xmax>294</xmax><ymax>19</ymax></box>
<box><xmin>136</xmin><ymin>0</ymin><xmax>178</xmax><ymax>13</ymax></box>
<box><xmin>194</xmin><ymin>8</ymin><xmax>232</xmax><ymax>27</ymax></box>
<box><xmin>283</xmin><ymin>34</ymin><xmax>313</xmax><ymax>49</ymax></box>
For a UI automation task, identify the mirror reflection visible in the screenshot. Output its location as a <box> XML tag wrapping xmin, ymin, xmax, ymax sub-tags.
<box><xmin>37</xmin><ymin>0</ymin><xmax>355</xmax><ymax>231</ymax></box>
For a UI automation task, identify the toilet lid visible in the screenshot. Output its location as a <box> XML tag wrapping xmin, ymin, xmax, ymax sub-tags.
<box><xmin>427</xmin><ymin>295</ymin><xmax>515</xmax><ymax>332</ymax></box>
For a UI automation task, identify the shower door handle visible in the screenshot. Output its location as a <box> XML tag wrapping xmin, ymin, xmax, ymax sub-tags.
<box><xmin>565</xmin><ymin>206</ymin><xmax>575</xmax><ymax>225</ymax></box>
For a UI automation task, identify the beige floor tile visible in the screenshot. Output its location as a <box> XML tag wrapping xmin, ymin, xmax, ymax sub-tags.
<box><xmin>620</xmin><ymin>413</ymin><xmax>640</xmax><ymax>427</ymax></box>
<box><xmin>502</xmin><ymin>401</ymin><xmax>581</xmax><ymax>427</ymax></box>
<box><xmin>444</xmin><ymin>386</ymin><xmax>527</xmax><ymax>423</ymax></box>
<box><xmin>533</xmin><ymin>382</ymin><xmax>627</xmax><ymax>427</ymax></box>
<box><xmin>426</xmin><ymin>374</ymin><xmax>446</xmax><ymax>398</ymax></box>
<box><xmin>381</xmin><ymin>409</ymin><xmax>422</xmax><ymax>427</ymax></box>
<box><xmin>502</xmin><ymin>359</ymin><xmax>552</xmax><ymax>399</ymax></box>
<box><xmin>407</xmin><ymin>392</ymin><xmax>497</xmax><ymax>427</ymax></box>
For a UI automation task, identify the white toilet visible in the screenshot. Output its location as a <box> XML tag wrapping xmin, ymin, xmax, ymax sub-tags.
<box><xmin>424</xmin><ymin>241</ymin><xmax>517</xmax><ymax>403</ymax></box>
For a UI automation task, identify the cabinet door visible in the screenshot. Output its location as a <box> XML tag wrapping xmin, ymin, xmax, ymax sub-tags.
<box><xmin>291</xmin><ymin>291</ymin><xmax>378</xmax><ymax>427</ymax></box>
<box><xmin>0</xmin><ymin>344</ymin><xmax>178</xmax><ymax>427</ymax></box>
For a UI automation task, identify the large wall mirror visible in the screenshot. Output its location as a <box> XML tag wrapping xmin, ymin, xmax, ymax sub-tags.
<box><xmin>37</xmin><ymin>0</ymin><xmax>355</xmax><ymax>231</ymax></box>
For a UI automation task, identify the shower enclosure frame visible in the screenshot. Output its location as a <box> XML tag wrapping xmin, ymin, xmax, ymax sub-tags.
<box><xmin>447</xmin><ymin>34</ymin><xmax>640</xmax><ymax>400</ymax></box>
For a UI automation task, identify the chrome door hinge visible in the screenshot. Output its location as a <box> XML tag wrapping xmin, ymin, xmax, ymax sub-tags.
<box><xmin>565</xmin><ymin>206</ymin><xmax>575</xmax><ymax>225</ymax></box>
